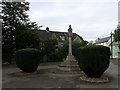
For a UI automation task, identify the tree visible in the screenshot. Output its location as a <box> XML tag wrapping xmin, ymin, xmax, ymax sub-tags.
<box><xmin>56</xmin><ymin>40</ymin><xmax>88</xmax><ymax>61</ymax></box>
<box><xmin>15</xmin><ymin>29</ymin><xmax>40</xmax><ymax>50</ymax></box>
<box><xmin>2</xmin><ymin>2</ymin><xmax>30</xmax><ymax>63</ymax></box>
<box><xmin>43</xmin><ymin>34</ymin><xmax>58</xmax><ymax>54</ymax></box>
<box><xmin>41</xmin><ymin>34</ymin><xmax>58</xmax><ymax>62</ymax></box>
<box><xmin>2</xmin><ymin>2</ymin><xmax>41</xmax><ymax>48</ymax></box>
<box><xmin>114</xmin><ymin>27</ymin><xmax>120</xmax><ymax>49</ymax></box>
<box><xmin>2</xmin><ymin>2</ymin><xmax>29</xmax><ymax>46</ymax></box>
<box><xmin>2</xmin><ymin>1</ymin><xmax>41</xmax><ymax>63</ymax></box>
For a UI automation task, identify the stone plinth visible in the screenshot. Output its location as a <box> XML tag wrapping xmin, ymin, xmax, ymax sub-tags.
<box><xmin>59</xmin><ymin>55</ymin><xmax>80</xmax><ymax>71</ymax></box>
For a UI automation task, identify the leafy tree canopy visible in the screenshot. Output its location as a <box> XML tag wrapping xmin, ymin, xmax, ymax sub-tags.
<box><xmin>2</xmin><ymin>1</ymin><xmax>41</xmax><ymax>63</ymax></box>
<box><xmin>56</xmin><ymin>40</ymin><xmax>88</xmax><ymax>61</ymax></box>
<box><xmin>2</xmin><ymin>1</ymin><xmax>41</xmax><ymax>50</ymax></box>
<box><xmin>114</xmin><ymin>26</ymin><xmax>120</xmax><ymax>48</ymax></box>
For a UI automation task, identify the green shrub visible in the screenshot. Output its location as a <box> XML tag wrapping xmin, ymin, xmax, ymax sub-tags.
<box><xmin>75</xmin><ymin>45</ymin><xmax>110</xmax><ymax>78</ymax></box>
<box><xmin>56</xmin><ymin>40</ymin><xmax>87</xmax><ymax>61</ymax></box>
<box><xmin>2</xmin><ymin>46</ymin><xmax>14</xmax><ymax>64</ymax></box>
<box><xmin>15</xmin><ymin>48</ymin><xmax>42</xmax><ymax>73</ymax></box>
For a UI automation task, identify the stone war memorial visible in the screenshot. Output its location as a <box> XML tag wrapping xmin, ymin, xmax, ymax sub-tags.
<box><xmin>59</xmin><ymin>25</ymin><xmax>80</xmax><ymax>71</ymax></box>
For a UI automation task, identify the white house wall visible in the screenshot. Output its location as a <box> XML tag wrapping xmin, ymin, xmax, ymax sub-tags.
<box><xmin>112</xmin><ymin>45</ymin><xmax>120</xmax><ymax>59</ymax></box>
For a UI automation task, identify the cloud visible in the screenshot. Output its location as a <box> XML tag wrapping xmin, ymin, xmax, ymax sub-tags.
<box><xmin>28</xmin><ymin>0</ymin><xmax>119</xmax><ymax>3</ymax></box>
<box><xmin>28</xmin><ymin>1</ymin><xmax>118</xmax><ymax>41</ymax></box>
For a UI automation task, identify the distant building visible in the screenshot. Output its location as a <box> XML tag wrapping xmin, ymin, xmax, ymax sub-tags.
<box><xmin>109</xmin><ymin>42</ymin><xmax>120</xmax><ymax>59</ymax></box>
<box><xmin>95</xmin><ymin>36</ymin><xmax>111</xmax><ymax>46</ymax></box>
<box><xmin>94</xmin><ymin>1</ymin><xmax>120</xmax><ymax>59</ymax></box>
<box><xmin>88</xmin><ymin>40</ymin><xmax>94</xmax><ymax>45</ymax></box>
<box><xmin>94</xmin><ymin>36</ymin><xmax>120</xmax><ymax>59</ymax></box>
<box><xmin>38</xmin><ymin>27</ymin><xmax>83</xmax><ymax>46</ymax></box>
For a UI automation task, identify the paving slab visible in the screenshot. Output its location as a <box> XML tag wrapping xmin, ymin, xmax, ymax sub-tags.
<box><xmin>2</xmin><ymin>62</ymin><xmax>119</xmax><ymax>89</ymax></box>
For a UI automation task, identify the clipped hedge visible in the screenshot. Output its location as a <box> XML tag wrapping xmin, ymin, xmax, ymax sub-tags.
<box><xmin>15</xmin><ymin>48</ymin><xmax>42</xmax><ymax>73</ymax></box>
<box><xmin>75</xmin><ymin>45</ymin><xmax>110</xmax><ymax>78</ymax></box>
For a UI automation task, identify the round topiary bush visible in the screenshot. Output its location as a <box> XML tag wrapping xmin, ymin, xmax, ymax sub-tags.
<box><xmin>75</xmin><ymin>45</ymin><xmax>110</xmax><ymax>78</ymax></box>
<box><xmin>15</xmin><ymin>48</ymin><xmax>42</xmax><ymax>73</ymax></box>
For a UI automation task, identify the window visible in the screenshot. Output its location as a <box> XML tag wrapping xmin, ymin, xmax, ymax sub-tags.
<box><xmin>60</xmin><ymin>36</ymin><xmax>65</xmax><ymax>41</ymax></box>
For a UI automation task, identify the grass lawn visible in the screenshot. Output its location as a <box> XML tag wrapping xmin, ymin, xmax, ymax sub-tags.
<box><xmin>111</xmin><ymin>60</ymin><xmax>120</xmax><ymax>66</ymax></box>
<box><xmin>2</xmin><ymin>64</ymin><xmax>17</xmax><ymax>68</ymax></box>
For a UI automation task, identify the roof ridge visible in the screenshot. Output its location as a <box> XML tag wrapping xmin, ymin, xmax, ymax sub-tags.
<box><xmin>99</xmin><ymin>36</ymin><xmax>110</xmax><ymax>39</ymax></box>
<box><xmin>38</xmin><ymin>29</ymin><xmax>77</xmax><ymax>34</ymax></box>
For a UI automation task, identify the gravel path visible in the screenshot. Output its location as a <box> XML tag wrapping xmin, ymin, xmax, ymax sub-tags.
<box><xmin>2</xmin><ymin>62</ymin><xmax>119</xmax><ymax>89</ymax></box>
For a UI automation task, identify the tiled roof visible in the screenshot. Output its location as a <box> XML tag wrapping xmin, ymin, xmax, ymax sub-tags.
<box><xmin>95</xmin><ymin>36</ymin><xmax>111</xmax><ymax>44</ymax></box>
<box><xmin>38</xmin><ymin>30</ymin><xmax>83</xmax><ymax>41</ymax></box>
<box><xmin>109</xmin><ymin>42</ymin><xmax>120</xmax><ymax>46</ymax></box>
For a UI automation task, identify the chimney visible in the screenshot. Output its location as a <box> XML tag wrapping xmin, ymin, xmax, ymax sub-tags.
<box><xmin>46</xmin><ymin>27</ymin><xmax>49</xmax><ymax>32</ymax></box>
<box><xmin>97</xmin><ymin>38</ymin><xmax>100</xmax><ymax>40</ymax></box>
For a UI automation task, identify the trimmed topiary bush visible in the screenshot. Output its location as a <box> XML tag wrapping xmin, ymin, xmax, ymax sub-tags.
<box><xmin>75</xmin><ymin>45</ymin><xmax>110</xmax><ymax>78</ymax></box>
<box><xmin>15</xmin><ymin>48</ymin><xmax>42</xmax><ymax>73</ymax></box>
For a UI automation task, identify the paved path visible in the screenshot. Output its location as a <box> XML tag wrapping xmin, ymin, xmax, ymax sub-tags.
<box><xmin>2</xmin><ymin>62</ymin><xmax>119</xmax><ymax>89</ymax></box>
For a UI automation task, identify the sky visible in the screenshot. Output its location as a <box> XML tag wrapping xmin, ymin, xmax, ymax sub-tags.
<box><xmin>118</xmin><ymin>1</ymin><xmax>120</xmax><ymax>26</ymax></box>
<box><xmin>28</xmin><ymin>0</ymin><xmax>119</xmax><ymax>41</ymax></box>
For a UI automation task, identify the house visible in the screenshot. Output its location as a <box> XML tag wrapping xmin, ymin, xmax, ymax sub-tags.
<box><xmin>38</xmin><ymin>27</ymin><xmax>83</xmax><ymax>46</ymax></box>
<box><xmin>95</xmin><ymin>36</ymin><xmax>111</xmax><ymax>47</ymax></box>
<box><xmin>95</xmin><ymin>36</ymin><xmax>120</xmax><ymax>59</ymax></box>
<box><xmin>109</xmin><ymin>42</ymin><xmax>120</xmax><ymax>59</ymax></box>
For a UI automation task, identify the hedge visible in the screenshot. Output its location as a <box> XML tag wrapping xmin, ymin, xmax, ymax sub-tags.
<box><xmin>15</xmin><ymin>48</ymin><xmax>42</xmax><ymax>73</ymax></box>
<box><xmin>75</xmin><ymin>45</ymin><xmax>110</xmax><ymax>78</ymax></box>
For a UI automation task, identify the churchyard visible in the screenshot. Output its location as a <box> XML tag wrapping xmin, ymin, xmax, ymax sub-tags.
<box><xmin>2</xmin><ymin>25</ymin><xmax>119</xmax><ymax>89</ymax></box>
<box><xmin>2</xmin><ymin>1</ymin><xmax>120</xmax><ymax>90</ymax></box>
<box><xmin>2</xmin><ymin>61</ymin><xmax>119</xmax><ymax>88</ymax></box>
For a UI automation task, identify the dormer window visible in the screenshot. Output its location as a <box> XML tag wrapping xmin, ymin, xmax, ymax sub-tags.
<box><xmin>60</xmin><ymin>36</ymin><xmax>65</xmax><ymax>41</ymax></box>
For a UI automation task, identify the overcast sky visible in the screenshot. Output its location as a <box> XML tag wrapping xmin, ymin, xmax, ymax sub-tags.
<box><xmin>28</xmin><ymin>0</ymin><xmax>119</xmax><ymax>41</ymax></box>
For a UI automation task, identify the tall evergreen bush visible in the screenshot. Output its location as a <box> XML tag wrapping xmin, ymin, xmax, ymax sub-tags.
<box><xmin>75</xmin><ymin>45</ymin><xmax>110</xmax><ymax>78</ymax></box>
<box><xmin>15</xmin><ymin>48</ymin><xmax>42</xmax><ymax>73</ymax></box>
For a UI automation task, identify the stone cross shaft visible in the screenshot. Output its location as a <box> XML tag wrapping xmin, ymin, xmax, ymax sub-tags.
<box><xmin>68</xmin><ymin>25</ymin><xmax>72</xmax><ymax>56</ymax></box>
<box><xmin>58</xmin><ymin>25</ymin><xmax>80</xmax><ymax>71</ymax></box>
